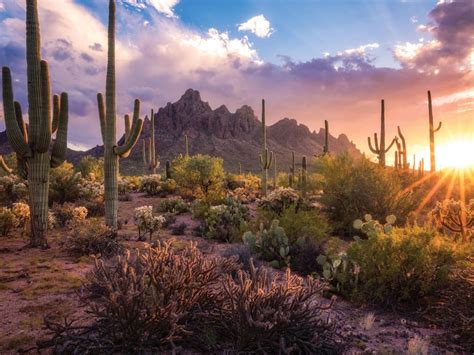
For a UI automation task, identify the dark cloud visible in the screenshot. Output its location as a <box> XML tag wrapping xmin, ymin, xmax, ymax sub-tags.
<box><xmin>81</xmin><ymin>52</ymin><xmax>94</xmax><ymax>63</ymax></box>
<box><xmin>48</xmin><ymin>38</ymin><xmax>73</xmax><ymax>62</ymax></box>
<box><xmin>89</xmin><ymin>43</ymin><xmax>103</xmax><ymax>52</ymax></box>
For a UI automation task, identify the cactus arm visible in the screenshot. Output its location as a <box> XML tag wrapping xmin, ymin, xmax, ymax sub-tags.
<box><xmin>259</xmin><ymin>154</ymin><xmax>264</xmax><ymax>168</ymax></box>
<box><xmin>367</xmin><ymin>135</ymin><xmax>379</xmax><ymax>154</ymax></box>
<box><xmin>0</xmin><ymin>155</ymin><xmax>12</xmax><ymax>174</ymax></box>
<box><xmin>52</xmin><ymin>94</ymin><xmax>60</xmax><ymax>134</ymax></box>
<box><xmin>2</xmin><ymin>67</ymin><xmax>31</xmax><ymax>157</ymax></box>
<box><xmin>124</xmin><ymin>114</ymin><xmax>131</xmax><ymax>142</ymax></box>
<box><xmin>50</xmin><ymin>92</ymin><xmax>69</xmax><ymax>168</ymax></box>
<box><xmin>26</xmin><ymin>0</ymin><xmax>42</xmax><ymax>152</ymax></box>
<box><xmin>434</xmin><ymin>121</ymin><xmax>442</xmax><ymax>133</ymax></box>
<box><xmin>36</xmin><ymin>60</ymin><xmax>52</xmax><ymax>153</ymax></box>
<box><xmin>142</xmin><ymin>140</ymin><xmax>147</xmax><ymax>165</ymax></box>
<box><xmin>97</xmin><ymin>93</ymin><xmax>107</xmax><ymax>143</ymax></box>
<box><xmin>268</xmin><ymin>150</ymin><xmax>274</xmax><ymax>169</ymax></box>
<box><xmin>114</xmin><ymin>117</ymin><xmax>143</xmax><ymax>158</ymax></box>
<box><xmin>14</xmin><ymin>102</ymin><xmax>28</xmax><ymax>142</ymax></box>
<box><xmin>384</xmin><ymin>137</ymin><xmax>397</xmax><ymax>153</ymax></box>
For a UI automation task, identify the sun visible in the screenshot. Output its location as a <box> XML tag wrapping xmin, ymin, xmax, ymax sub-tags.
<box><xmin>437</xmin><ymin>139</ymin><xmax>474</xmax><ymax>169</ymax></box>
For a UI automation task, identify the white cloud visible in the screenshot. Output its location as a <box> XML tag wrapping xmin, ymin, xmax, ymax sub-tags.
<box><xmin>410</xmin><ymin>16</ymin><xmax>418</xmax><ymax>23</ymax></box>
<box><xmin>0</xmin><ymin>2</ymin><xmax>5</xmax><ymax>12</ymax></box>
<box><xmin>339</xmin><ymin>43</ymin><xmax>379</xmax><ymax>56</ymax></box>
<box><xmin>238</xmin><ymin>14</ymin><xmax>274</xmax><ymax>38</ymax></box>
<box><xmin>123</xmin><ymin>0</ymin><xmax>179</xmax><ymax>17</ymax></box>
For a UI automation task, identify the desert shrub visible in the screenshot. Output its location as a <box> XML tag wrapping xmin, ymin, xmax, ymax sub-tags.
<box><xmin>171</xmin><ymin>222</ymin><xmax>187</xmax><ymax>235</ymax></box>
<box><xmin>345</xmin><ymin>221</ymin><xmax>463</xmax><ymax>306</ymax></box>
<box><xmin>11</xmin><ymin>202</ymin><xmax>30</xmax><ymax>235</ymax></box>
<box><xmin>76</xmin><ymin>198</ymin><xmax>105</xmax><ymax>217</ymax></box>
<box><xmin>118</xmin><ymin>176</ymin><xmax>141</xmax><ymax>194</ymax></box>
<box><xmin>216</xmin><ymin>261</ymin><xmax>341</xmax><ymax>353</ymax></box>
<box><xmin>134</xmin><ymin>206</ymin><xmax>166</xmax><ymax>241</ymax></box>
<box><xmin>0</xmin><ymin>207</ymin><xmax>17</xmax><ymax>237</ymax></box>
<box><xmin>118</xmin><ymin>193</ymin><xmax>133</xmax><ymax>202</ymax></box>
<box><xmin>156</xmin><ymin>198</ymin><xmax>190</xmax><ymax>215</ymax></box>
<box><xmin>258</xmin><ymin>187</ymin><xmax>300</xmax><ymax>216</ymax></box>
<box><xmin>0</xmin><ymin>175</ymin><xmax>28</xmax><ymax>204</ymax></box>
<box><xmin>290</xmin><ymin>240</ymin><xmax>325</xmax><ymax>276</ymax></box>
<box><xmin>139</xmin><ymin>174</ymin><xmax>162</xmax><ymax>195</ymax></box>
<box><xmin>52</xmin><ymin>203</ymin><xmax>88</xmax><ymax>227</ymax></box>
<box><xmin>43</xmin><ymin>242</ymin><xmax>237</xmax><ymax>352</ymax></box>
<box><xmin>77</xmin><ymin>179</ymin><xmax>104</xmax><ymax>200</ymax></box>
<box><xmin>49</xmin><ymin>162</ymin><xmax>82</xmax><ymax>204</ymax></box>
<box><xmin>62</xmin><ymin>219</ymin><xmax>123</xmax><ymax>257</ymax></box>
<box><xmin>159</xmin><ymin>178</ymin><xmax>177</xmax><ymax>196</ymax></box>
<box><xmin>243</xmin><ymin>220</ymin><xmax>290</xmax><ymax>268</ymax></box>
<box><xmin>430</xmin><ymin>199</ymin><xmax>474</xmax><ymax>242</ymax></box>
<box><xmin>172</xmin><ymin>154</ymin><xmax>225</xmax><ymax>201</ymax></box>
<box><xmin>318</xmin><ymin>154</ymin><xmax>417</xmax><ymax>235</ymax></box>
<box><xmin>161</xmin><ymin>212</ymin><xmax>177</xmax><ymax>228</ymax></box>
<box><xmin>76</xmin><ymin>156</ymin><xmax>104</xmax><ymax>181</ymax></box>
<box><xmin>226</xmin><ymin>173</ymin><xmax>260</xmax><ymax>203</ymax></box>
<box><xmin>220</xmin><ymin>244</ymin><xmax>253</xmax><ymax>271</ymax></box>
<box><xmin>201</xmin><ymin>197</ymin><xmax>249</xmax><ymax>243</ymax></box>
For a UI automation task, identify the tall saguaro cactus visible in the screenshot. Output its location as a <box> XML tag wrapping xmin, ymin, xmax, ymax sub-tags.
<box><xmin>323</xmin><ymin>120</ymin><xmax>329</xmax><ymax>155</ymax></box>
<box><xmin>259</xmin><ymin>99</ymin><xmax>273</xmax><ymax>196</ymax></box>
<box><xmin>98</xmin><ymin>0</ymin><xmax>143</xmax><ymax>228</ymax></box>
<box><xmin>273</xmin><ymin>154</ymin><xmax>277</xmax><ymax>189</ymax></box>
<box><xmin>397</xmin><ymin>126</ymin><xmax>409</xmax><ymax>169</ymax></box>
<box><xmin>301</xmin><ymin>156</ymin><xmax>307</xmax><ymax>196</ymax></box>
<box><xmin>142</xmin><ymin>109</ymin><xmax>159</xmax><ymax>174</ymax></box>
<box><xmin>428</xmin><ymin>91</ymin><xmax>442</xmax><ymax>173</ymax></box>
<box><xmin>368</xmin><ymin>100</ymin><xmax>397</xmax><ymax>167</ymax></box>
<box><xmin>2</xmin><ymin>0</ymin><xmax>69</xmax><ymax>248</ymax></box>
<box><xmin>289</xmin><ymin>151</ymin><xmax>295</xmax><ymax>187</ymax></box>
<box><xmin>184</xmin><ymin>134</ymin><xmax>189</xmax><ymax>156</ymax></box>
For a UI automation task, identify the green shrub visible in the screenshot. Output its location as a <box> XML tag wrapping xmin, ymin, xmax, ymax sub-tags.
<box><xmin>243</xmin><ymin>220</ymin><xmax>290</xmax><ymax>268</ymax></box>
<box><xmin>191</xmin><ymin>200</ymin><xmax>211</xmax><ymax>220</ymax></box>
<box><xmin>202</xmin><ymin>197</ymin><xmax>249</xmax><ymax>242</ymax></box>
<box><xmin>172</xmin><ymin>154</ymin><xmax>225</xmax><ymax>201</ymax></box>
<box><xmin>49</xmin><ymin>162</ymin><xmax>82</xmax><ymax>204</ymax></box>
<box><xmin>318</xmin><ymin>154</ymin><xmax>417</xmax><ymax>235</ymax></box>
<box><xmin>344</xmin><ymin>222</ymin><xmax>463</xmax><ymax>306</ymax></box>
<box><xmin>156</xmin><ymin>198</ymin><xmax>190</xmax><ymax>215</ymax></box>
<box><xmin>76</xmin><ymin>156</ymin><xmax>104</xmax><ymax>181</ymax></box>
<box><xmin>0</xmin><ymin>207</ymin><xmax>17</xmax><ymax>237</ymax></box>
<box><xmin>0</xmin><ymin>175</ymin><xmax>28</xmax><ymax>205</ymax></box>
<box><xmin>226</xmin><ymin>173</ymin><xmax>260</xmax><ymax>203</ymax></box>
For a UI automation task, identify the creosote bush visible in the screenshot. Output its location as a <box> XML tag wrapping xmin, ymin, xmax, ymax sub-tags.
<box><xmin>76</xmin><ymin>156</ymin><xmax>104</xmax><ymax>181</ymax></box>
<box><xmin>42</xmin><ymin>243</ymin><xmax>342</xmax><ymax>353</ymax></box>
<box><xmin>49</xmin><ymin>162</ymin><xmax>82</xmax><ymax>205</ymax></box>
<box><xmin>62</xmin><ymin>219</ymin><xmax>123</xmax><ymax>257</ymax></box>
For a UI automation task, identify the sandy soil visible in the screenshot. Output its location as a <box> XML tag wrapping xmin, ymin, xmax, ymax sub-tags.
<box><xmin>0</xmin><ymin>193</ymin><xmax>468</xmax><ymax>354</ymax></box>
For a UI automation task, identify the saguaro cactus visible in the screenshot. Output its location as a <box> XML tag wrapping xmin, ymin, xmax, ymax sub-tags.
<box><xmin>142</xmin><ymin>109</ymin><xmax>159</xmax><ymax>174</ymax></box>
<box><xmin>428</xmin><ymin>91</ymin><xmax>442</xmax><ymax>173</ymax></box>
<box><xmin>397</xmin><ymin>126</ymin><xmax>409</xmax><ymax>169</ymax></box>
<box><xmin>184</xmin><ymin>134</ymin><xmax>189</xmax><ymax>156</ymax></box>
<box><xmin>418</xmin><ymin>158</ymin><xmax>425</xmax><ymax>177</ymax></box>
<box><xmin>239</xmin><ymin>162</ymin><xmax>242</xmax><ymax>175</ymax></box>
<box><xmin>368</xmin><ymin>100</ymin><xmax>397</xmax><ymax>167</ymax></box>
<box><xmin>165</xmin><ymin>160</ymin><xmax>171</xmax><ymax>180</ymax></box>
<box><xmin>273</xmin><ymin>154</ymin><xmax>277</xmax><ymax>189</ymax></box>
<box><xmin>413</xmin><ymin>154</ymin><xmax>416</xmax><ymax>175</ymax></box>
<box><xmin>2</xmin><ymin>0</ymin><xmax>70</xmax><ymax>248</ymax></box>
<box><xmin>98</xmin><ymin>0</ymin><xmax>143</xmax><ymax>228</ymax></box>
<box><xmin>259</xmin><ymin>99</ymin><xmax>273</xmax><ymax>196</ymax></box>
<box><xmin>323</xmin><ymin>120</ymin><xmax>329</xmax><ymax>155</ymax></box>
<box><xmin>289</xmin><ymin>151</ymin><xmax>295</xmax><ymax>187</ymax></box>
<box><xmin>301</xmin><ymin>156</ymin><xmax>307</xmax><ymax>195</ymax></box>
<box><xmin>0</xmin><ymin>155</ymin><xmax>12</xmax><ymax>174</ymax></box>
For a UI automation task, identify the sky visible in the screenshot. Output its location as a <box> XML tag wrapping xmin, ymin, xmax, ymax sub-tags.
<box><xmin>0</xmin><ymin>0</ymin><xmax>473</xmax><ymax>167</ymax></box>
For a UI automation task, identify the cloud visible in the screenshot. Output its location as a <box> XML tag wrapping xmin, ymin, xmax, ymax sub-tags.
<box><xmin>410</xmin><ymin>16</ymin><xmax>418</xmax><ymax>23</ymax></box>
<box><xmin>123</xmin><ymin>0</ymin><xmax>179</xmax><ymax>17</ymax></box>
<box><xmin>0</xmin><ymin>2</ymin><xmax>5</xmax><ymax>12</ymax></box>
<box><xmin>238</xmin><ymin>15</ymin><xmax>274</xmax><ymax>38</ymax></box>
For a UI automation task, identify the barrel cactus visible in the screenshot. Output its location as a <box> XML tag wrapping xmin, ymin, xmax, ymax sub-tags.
<box><xmin>98</xmin><ymin>0</ymin><xmax>144</xmax><ymax>228</ymax></box>
<box><xmin>2</xmin><ymin>0</ymin><xmax>70</xmax><ymax>247</ymax></box>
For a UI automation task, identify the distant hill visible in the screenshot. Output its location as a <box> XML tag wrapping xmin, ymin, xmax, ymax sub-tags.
<box><xmin>1</xmin><ymin>89</ymin><xmax>361</xmax><ymax>175</ymax></box>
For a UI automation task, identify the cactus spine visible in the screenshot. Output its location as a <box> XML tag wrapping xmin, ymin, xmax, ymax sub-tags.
<box><xmin>368</xmin><ymin>100</ymin><xmax>397</xmax><ymax>167</ymax></box>
<box><xmin>323</xmin><ymin>120</ymin><xmax>329</xmax><ymax>155</ymax></box>
<box><xmin>184</xmin><ymin>134</ymin><xmax>189</xmax><ymax>156</ymax></box>
<box><xmin>0</xmin><ymin>155</ymin><xmax>12</xmax><ymax>174</ymax></box>
<box><xmin>428</xmin><ymin>91</ymin><xmax>442</xmax><ymax>173</ymax></box>
<box><xmin>397</xmin><ymin>126</ymin><xmax>409</xmax><ymax>169</ymax></box>
<box><xmin>98</xmin><ymin>0</ymin><xmax>143</xmax><ymax>229</ymax></box>
<box><xmin>259</xmin><ymin>99</ymin><xmax>273</xmax><ymax>196</ymax></box>
<box><xmin>142</xmin><ymin>109</ymin><xmax>159</xmax><ymax>174</ymax></box>
<box><xmin>2</xmin><ymin>1</ymin><xmax>70</xmax><ymax>247</ymax></box>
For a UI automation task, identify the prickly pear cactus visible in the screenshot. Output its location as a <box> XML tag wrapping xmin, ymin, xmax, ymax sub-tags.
<box><xmin>353</xmin><ymin>214</ymin><xmax>396</xmax><ymax>238</ymax></box>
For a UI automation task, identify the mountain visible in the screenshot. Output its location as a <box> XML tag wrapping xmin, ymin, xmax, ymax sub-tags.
<box><xmin>1</xmin><ymin>89</ymin><xmax>361</xmax><ymax>174</ymax></box>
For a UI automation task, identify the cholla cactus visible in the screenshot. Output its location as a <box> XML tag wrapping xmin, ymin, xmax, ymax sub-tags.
<box><xmin>2</xmin><ymin>0</ymin><xmax>70</xmax><ymax>247</ymax></box>
<box><xmin>368</xmin><ymin>100</ymin><xmax>397</xmax><ymax>167</ymax></box>
<box><xmin>430</xmin><ymin>199</ymin><xmax>474</xmax><ymax>242</ymax></box>
<box><xmin>134</xmin><ymin>206</ymin><xmax>165</xmax><ymax>241</ymax></box>
<box><xmin>78</xmin><ymin>179</ymin><xmax>105</xmax><ymax>200</ymax></box>
<box><xmin>12</xmin><ymin>202</ymin><xmax>30</xmax><ymax>235</ymax></box>
<box><xmin>353</xmin><ymin>214</ymin><xmax>396</xmax><ymax>238</ymax></box>
<box><xmin>139</xmin><ymin>174</ymin><xmax>162</xmax><ymax>195</ymax></box>
<box><xmin>258</xmin><ymin>187</ymin><xmax>300</xmax><ymax>216</ymax></box>
<box><xmin>0</xmin><ymin>207</ymin><xmax>18</xmax><ymax>237</ymax></box>
<box><xmin>98</xmin><ymin>0</ymin><xmax>144</xmax><ymax>229</ymax></box>
<box><xmin>243</xmin><ymin>220</ymin><xmax>290</xmax><ymax>268</ymax></box>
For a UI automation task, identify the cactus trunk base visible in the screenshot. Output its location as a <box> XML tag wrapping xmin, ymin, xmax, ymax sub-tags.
<box><xmin>28</xmin><ymin>152</ymin><xmax>50</xmax><ymax>248</ymax></box>
<box><xmin>104</xmin><ymin>150</ymin><xmax>119</xmax><ymax>229</ymax></box>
